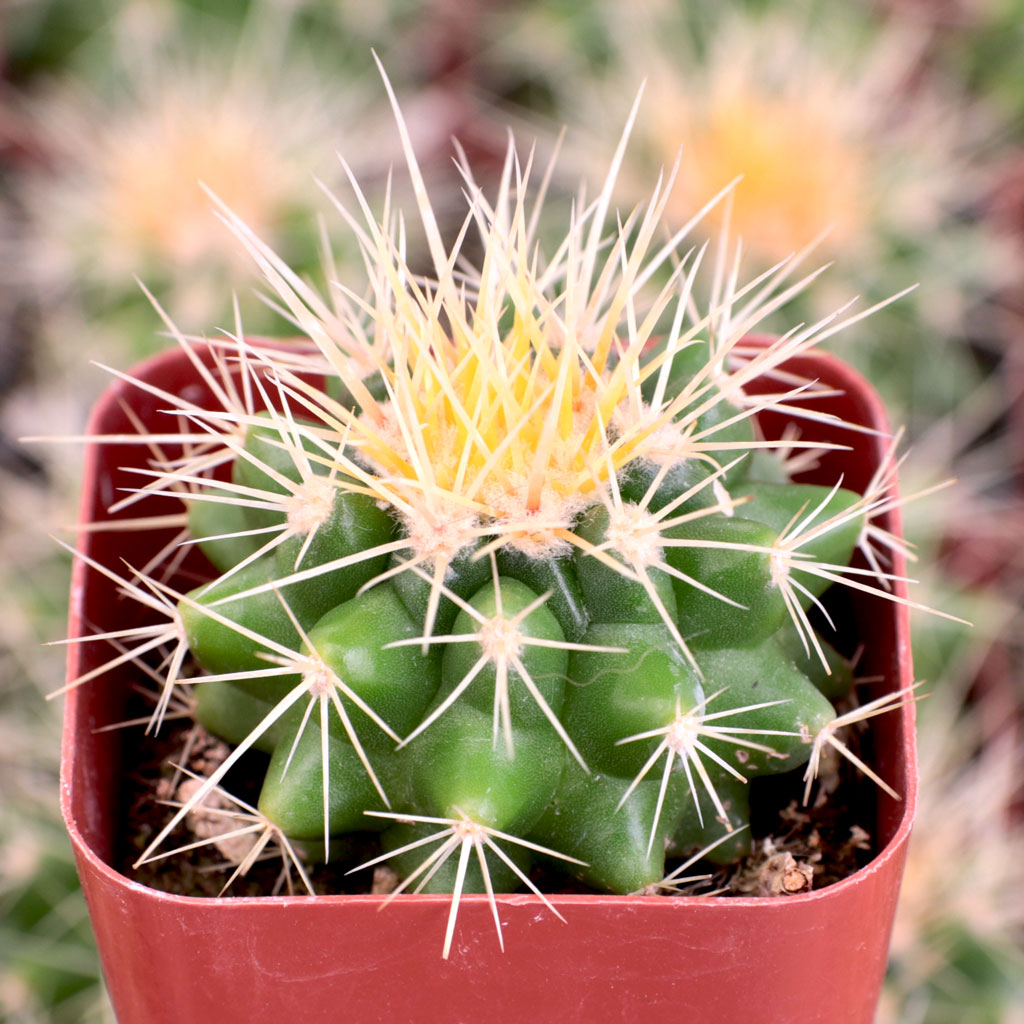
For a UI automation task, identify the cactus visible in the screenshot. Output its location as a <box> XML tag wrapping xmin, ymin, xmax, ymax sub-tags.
<box><xmin>62</xmin><ymin>75</ymin><xmax>957</xmax><ymax>959</ymax></box>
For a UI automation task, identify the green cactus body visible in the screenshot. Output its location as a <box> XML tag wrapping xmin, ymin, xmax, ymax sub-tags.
<box><xmin>194</xmin><ymin>676</ymin><xmax>288</xmax><ymax>754</ymax></box>
<box><xmin>494</xmin><ymin>546</ymin><xmax>590</xmax><ymax>642</ymax></box>
<box><xmin>736</xmin><ymin>482</ymin><xmax>864</xmax><ymax>608</ymax></box>
<box><xmin>669</xmin><ymin>516</ymin><xmax>782</xmax><ymax>642</ymax></box>
<box><xmin>692</xmin><ymin>643</ymin><xmax>836</xmax><ymax>776</ymax></box>
<box><xmin>564</xmin><ymin>622</ymin><xmax>702</xmax><ymax>777</ymax></box>
<box><xmin>407</xmin><ymin>700</ymin><xmax>566</xmax><ymax>833</ymax></box>
<box><xmin>258</xmin><ymin>719</ymin><xmax>406</xmax><ymax>837</ymax></box>
<box><xmin>668</xmin><ymin>769</ymin><xmax>753</xmax><ymax>864</ymax></box>
<box><xmin>306</xmin><ymin>586</ymin><xmax>440</xmax><ymax>745</ymax></box>
<box><xmin>617</xmin><ymin>457</ymin><xmax>717</xmax><ymax>515</ymax></box>
<box><xmin>389</xmin><ymin>538</ymin><xmax>492</xmax><ymax>637</ymax></box>
<box><xmin>529</xmin><ymin>758</ymin><xmax>691</xmax><ymax>893</ymax></box>
<box><xmin>172</xmin><ymin>372</ymin><xmax>871</xmax><ymax>903</ymax></box>
<box><xmin>233</xmin><ymin>412</ymin><xmax>332</xmax><ymax>512</ymax></box>
<box><xmin>775</xmin><ymin>625</ymin><xmax>856</xmax><ymax>701</ymax></box>
<box><xmin>181</xmin><ymin>558</ymin><xmax>306</xmax><ymax>677</ymax></box>
<box><xmin>187</xmin><ymin>488</ymin><xmax>264</xmax><ymax>572</ymax></box>
<box><xmin>269</xmin><ymin>488</ymin><xmax>397</xmax><ymax>611</ymax></box>
<box><xmin>574</xmin><ymin>507</ymin><xmax>679</xmax><ymax>625</ymax></box>
<box><xmin>436</xmin><ymin>578</ymin><xmax>570</xmax><ymax>728</ymax></box>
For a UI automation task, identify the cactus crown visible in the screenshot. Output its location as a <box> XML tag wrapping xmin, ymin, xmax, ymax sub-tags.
<box><xmin>62</xmin><ymin>74</ymin><xmax>954</xmax><ymax>959</ymax></box>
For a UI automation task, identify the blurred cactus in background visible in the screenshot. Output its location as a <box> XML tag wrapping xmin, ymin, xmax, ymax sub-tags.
<box><xmin>9</xmin><ymin>3</ymin><xmax>377</xmax><ymax>349</ymax></box>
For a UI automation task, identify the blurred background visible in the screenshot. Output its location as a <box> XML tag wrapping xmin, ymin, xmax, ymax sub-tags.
<box><xmin>1</xmin><ymin>0</ymin><xmax>1022</xmax><ymax>1020</ymax></box>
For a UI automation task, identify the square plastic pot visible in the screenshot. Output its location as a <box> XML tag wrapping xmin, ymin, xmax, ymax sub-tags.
<box><xmin>61</xmin><ymin>339</ymin><xmax>916</xmax><ymax>1024</ymax></box>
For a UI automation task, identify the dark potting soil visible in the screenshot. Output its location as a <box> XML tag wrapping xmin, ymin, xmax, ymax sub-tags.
<box><xmin>118</xmin><ymin>698</ymin><xmax>879</xmax><ymax>901</ymax></box>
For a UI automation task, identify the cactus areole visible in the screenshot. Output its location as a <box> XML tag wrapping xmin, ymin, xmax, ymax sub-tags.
<box><xmin>59</xmin><ymin>78</ymin><xmax>926</xmax><ymax>1024</ymax></box>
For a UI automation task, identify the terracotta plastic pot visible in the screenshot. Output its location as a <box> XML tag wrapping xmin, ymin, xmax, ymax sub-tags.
<box><xmin>61</xmin><ymin>340</ymin><xmax>916</xmax><ymax>1024</ymax></box>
